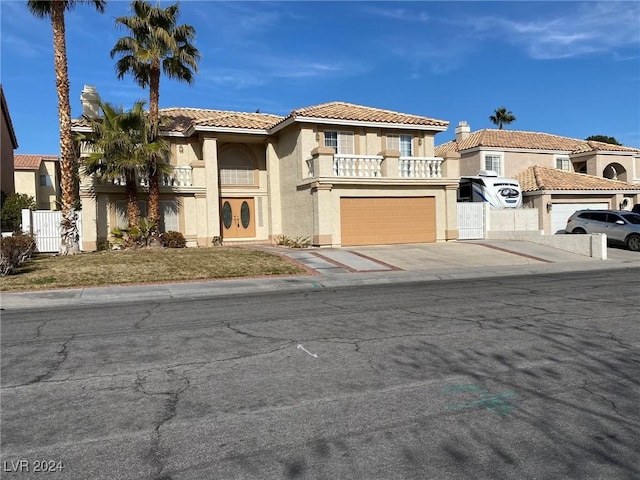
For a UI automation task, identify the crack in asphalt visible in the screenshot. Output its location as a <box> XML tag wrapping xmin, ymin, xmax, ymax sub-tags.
<box><xmin>34</xmin><ymin>319</ymin><xmax>54</xmax><ymax>338</ymax></box>
<box><xmin>580</xmin><ymin>381</ymin><xmax>634</xmax><ymax>422</ymax></box>
<box><xmin>133</xmin><ymin>304</ymin><xmax>162</xmax><ymax>330</ymax></box>
<box><xmin>18</xmin><ymin>334</ymin><xmax>76</xmax><ymax>386</ymax></box>
<box><xmin>135</xmin><ymin>369</ymin><xmax>191</xmax><ymax>480</ymax></box>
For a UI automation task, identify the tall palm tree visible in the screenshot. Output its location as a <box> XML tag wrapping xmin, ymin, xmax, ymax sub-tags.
<box><xmin>110</xmin><ymin>0</ymin><xmax>200</xmax><ymax>234</ymax></box>
<box><xmin>27</xmin><ymin>0</ymin><xmax>107</xmax><ymax>255</ymax></box>
<box><xmin>489</xmin><ymin>106</ymin><xmax>516</xmax><ymax>130</ymax></box>
<box><xmin>79</xmin><ymin>101</ymin><xmax>170</xmax><ymax>229</ymax></box>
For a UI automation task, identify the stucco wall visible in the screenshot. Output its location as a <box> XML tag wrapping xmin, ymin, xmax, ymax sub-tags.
<box><xmin>14</xmin><ymin>171</ymin><xmax>36</xmax><ymax>200</ymax></box>
<box><xmin>275</xmin><ymin>126</ymin><xmax>317</xmax><ymax>240</ymax></box>
<box><xmin>1</xmin><ymin>104</ymin><xmax>16</xmax><ymax>194</ymax></box>
<box><xmin>38</xmin><ymin>161</ymin><xmax>60</xmax><ymax>209</ymax></box>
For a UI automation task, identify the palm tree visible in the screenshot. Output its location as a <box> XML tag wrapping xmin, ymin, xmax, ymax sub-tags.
<box><xmin>27</xmin><ymin>0</ymin><xmax>106</xmax><ymax>254</ymax></box>
<box><xmin>489</xmin><ymin>106</ymin><xmax>516</xmax><ymax>130</ymax></box>
<box><xmin>110</xmin><ymin>0</ymin><xmax>200</xmax><ymax>234</ymax></box>
<box><xmin>79</xmin><ymin>101</ymin><xmax>170</xmax><ymax>229</ymax></box>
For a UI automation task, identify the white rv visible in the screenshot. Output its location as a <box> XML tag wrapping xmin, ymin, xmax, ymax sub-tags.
<box><xmin>458</xmin><ymin>170</ymin><xmax>522</xmax><ymax>209</ymax></box>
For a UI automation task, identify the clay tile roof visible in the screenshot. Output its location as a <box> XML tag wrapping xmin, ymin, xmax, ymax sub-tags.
<box><xmin>160</xmin><ymin>108</ymin><xmax>283</xmax><ymax>132</ymax></box>
<box><xmin>280</xmin><ymin>101</ymin><xmax>449</xmax><ymax>128</ymax></box>
<box><xmin>515</xmin><ymin>165</ymin><xmax>640</xmax><ymax>192</ymax></box>
<box><xmin>14</xmin><ymin>154</ymin><xmax>58</xmax><ymax>170</ymax></box>
<box><xmin>434</xmin><ymin>140</ymin><xmax>458</xmax><ymax>157</ymax></box>
<box><xmin>443</xmin><ymin>129</ymin><xmax>640</xmax><ymax>154</ymax></box>
<box><xmin>72</xmin><ymin>108</ymin><xmax>284</xmax><ymax>133</ymax></box>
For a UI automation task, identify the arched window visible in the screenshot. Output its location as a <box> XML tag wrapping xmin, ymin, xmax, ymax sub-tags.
<box><xmin>218</xmin><ymin>148</ymin><xmax>255</xmax><ymax>185</ymax></box>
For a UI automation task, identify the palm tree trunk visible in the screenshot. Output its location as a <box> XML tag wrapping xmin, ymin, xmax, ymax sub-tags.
<box><xmin>125</xmin><ymin>172</ymin><xmax>140</xmax><ymax>228</ymax></box>
<box><xmin>147</xmin><ymin>64</ymin><xmax>162</xmax><ymax>235</ymax></box>
<box><xmin>51</xmin><ymin>3</ymin><xmax>79</xmax><ymax>255</ymax></box>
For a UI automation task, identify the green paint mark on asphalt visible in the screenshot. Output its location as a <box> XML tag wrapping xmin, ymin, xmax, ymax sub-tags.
<box><xmin>443</xmin><ymin>384</ymin><xmax>517</xmax><ymax>416</ymax></box>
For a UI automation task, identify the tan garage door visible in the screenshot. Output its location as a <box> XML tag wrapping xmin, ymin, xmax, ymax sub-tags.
<box><xmin>340</xmin><ymin>197</ymin><xmax>436</xmax><ymax>246</ymax></box>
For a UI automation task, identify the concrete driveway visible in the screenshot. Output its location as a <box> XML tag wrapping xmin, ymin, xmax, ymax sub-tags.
<box><xmin>277</xmin><ymin>239</ymin><xmax>637</xmax><ymax>276</ymax></box>
<box><xmin>325</xmin><ymin>240</ymin><xmax>606</xmax><ymax>273</ymax></box>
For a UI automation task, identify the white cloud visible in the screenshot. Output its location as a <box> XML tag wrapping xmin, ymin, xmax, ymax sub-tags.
<box><xmin>464</xmin><ymin>1</ymin><xmax>640</xmax><ymax>60</ymax></box>
<box><xmin>363</xmin><ymin>6</ymin><xmax>430</xmax><ymax>23</ymax></box>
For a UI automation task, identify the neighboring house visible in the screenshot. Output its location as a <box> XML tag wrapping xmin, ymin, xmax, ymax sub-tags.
<box><xmin>1</xmin><ymin>85</ymin><xmax>18</xmax><ymax>195</ymax></box>
<box><xmin>14</xmin><ymin>154</ymin><xmax>61</xmax><ymax>210</ymax></box>
<box><xmin>515</xmin><ymin>165</ymin><xmax>640</xmax><ymax>234</ymax></box>
<box><xmin>72</xmin><ymin>90</ymin><xmax>462</xmax><ymax>250</ymax></box>
<box><xmin>436</xmin><ymin>121</ymin><xmax>640</xmax><ymax>183</ymax></box>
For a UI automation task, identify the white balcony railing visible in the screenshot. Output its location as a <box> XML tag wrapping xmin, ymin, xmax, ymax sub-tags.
<box><xmin>399</xmin><ymin>157</ymin><xmax>442</xmax><ymax>178</ymax></box>
<box><xmin>333</xmin><ymin>154</ymin><xmax>383</xmax><ymax>177</ymax></box>
<box><xmin>104</xmin><ymin>166</ymin><xmax>192</xmax><ymax>187</ymax></box>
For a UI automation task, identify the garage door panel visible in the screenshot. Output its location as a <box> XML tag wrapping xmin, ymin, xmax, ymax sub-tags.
<box><xmin>340</xmin><ymin>197</ymin><xmax>435</xmax><ymax>246</ymax></box>
<box><xmin>551</xmin><ymin>202</ymin><xmax>608</xmax><ymax>233</ymax></box>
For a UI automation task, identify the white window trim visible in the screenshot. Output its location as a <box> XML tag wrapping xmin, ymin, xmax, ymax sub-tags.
<box><xmin>555</xmin><ymin>155</ymin><xmax>571</xmax><ymax>171</ymax></box>
<box><xmin>387</xmin><ymin>134</ymin><xmax>413</xmax><ymax>157</ymax></box>
<box><xmin>482</xmin><ymin>152</ymin><xmax>504</xmax><ymax>176</ymax></box>
<box><xmin>324</xmin><ymin>130</ymin><xmax>354</xmax><ymax>155</ymax></box>
<box><xmin>160</xmin><ymin>200</ymin><xmax>179</xmax><ymax>232</ymax></box>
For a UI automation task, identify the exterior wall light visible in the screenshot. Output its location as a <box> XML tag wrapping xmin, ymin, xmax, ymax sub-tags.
<box><xmin>178</xmin><ymin>145</ymin><xmax>184</xmax><ymax>154</ymax></box>
<box><xmin>546</xmin><ymin>202</ymin><xmax>553</xmax><ymax>213</ymax></box>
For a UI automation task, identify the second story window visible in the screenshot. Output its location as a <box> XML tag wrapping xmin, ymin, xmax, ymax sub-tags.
<box><xmin>219</xmin><ymin>148</ymin><xmax>255</xmax><ymax>185</ymax></box>
<box><xmin>387</xmin><ymin>134</ymin><xmax>413</xmax><ymax>156</ymax></box>
<box><xmin>387</xmin><ymin>134</ymin><xmax>413</xmax><ymax>157</ymax></box>
<box><xmin>39</xmin><ymin>174</ymin><xmax>53</xmax><ymax>187</ymax></box>
<box><xmin>484</xmin><ymin>153</ymin><xmax>503</xmax><ymax>176</ymax></box>
<box><xmin>324</xmin><ymin>131</ymin><xmax>354</xmax><ymax>155</ymax></box>
<box><xmin>555</xmin><ymin>156</ymin><xmax>570</xmax><ymax>171</ymax></box>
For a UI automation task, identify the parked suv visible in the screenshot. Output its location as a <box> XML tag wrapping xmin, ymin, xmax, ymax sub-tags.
<box><xmin>565</xmin><ymin>210</ymin><xmax>640</xmax><ymax>251</ymax></box>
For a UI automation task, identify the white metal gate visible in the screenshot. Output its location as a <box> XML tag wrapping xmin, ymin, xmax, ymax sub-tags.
<box><xmin>457</xmin><ymin>203</ymin><xmax>485</xmax><ymax>240</ymax></box>
<box><xmin>21</xmin><ymin>209</ymin><xmax>83</xmax><ymax>253</ymax></box>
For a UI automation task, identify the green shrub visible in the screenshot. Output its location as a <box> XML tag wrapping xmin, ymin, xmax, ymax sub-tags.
<box><xmin>1</xmin><ymin>192</ymin><xmax>36</xmax><ymax>232</ymax></box>
<box><xmin>0</xmin><ymin>232</ymin><xmax>36</xmax><ymax>276</ymax></box>
<box><xmin>160</xmin><ymin>231</ymin><xmax>186</xmax><ymax>248</ymax></box>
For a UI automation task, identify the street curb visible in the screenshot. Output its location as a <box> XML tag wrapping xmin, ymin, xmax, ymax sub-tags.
<box><xmin>2</xmin><ymin>260</ymin><xmax>637</xmax><ymax>311</ymax></box>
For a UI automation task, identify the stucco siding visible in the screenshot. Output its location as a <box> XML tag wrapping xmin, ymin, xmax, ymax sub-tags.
<box><xmin>276</xmin><ymin>126</ymin><xmax>314</xmax><ymax>240</ymax></box>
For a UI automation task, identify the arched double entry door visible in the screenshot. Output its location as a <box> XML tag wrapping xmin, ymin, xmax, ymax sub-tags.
<box><xmin>220</xmin><ymin>198</ymin><xmax>255</xmax><ymax>239</ymax></box>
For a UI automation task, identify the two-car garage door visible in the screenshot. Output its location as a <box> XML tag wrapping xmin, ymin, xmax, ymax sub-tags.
<box><xmin>340</xmin><ymin>197</ymin><xmax>436</xmax><ymax>246</ymax></box>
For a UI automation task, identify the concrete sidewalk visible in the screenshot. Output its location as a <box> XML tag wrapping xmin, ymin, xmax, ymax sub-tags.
<box><xmin>1</xmin><ymin>240</ymin><xmax>637</xmax><ymax>311</ymax></box>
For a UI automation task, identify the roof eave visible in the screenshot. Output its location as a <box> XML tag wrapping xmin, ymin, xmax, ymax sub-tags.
<box><xmin>523</xmin><ymin>188</ymin><xmax>640</xmax><ymax>195</ymax></box>
<box><xmin>270</xmin><ymin>115</ymin><xmax>448</xmax><ymax>134</ymax></box>
<box><xmin>193</xmin><ymin>125</ymin><xmax>270</xmax><ymax>135</ymax></box>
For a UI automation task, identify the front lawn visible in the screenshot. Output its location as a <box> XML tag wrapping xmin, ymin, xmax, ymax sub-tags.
<box><xmin>0</xmin><ymin>247</ymin><xmax>308</xmax><ymax>292</ymax></box>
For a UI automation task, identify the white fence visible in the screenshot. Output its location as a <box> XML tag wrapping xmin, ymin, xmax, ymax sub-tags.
<box><xmin>457</xmin><ymin>204</ymin><xmax>540</xmax><ymax>240</ymax></box>
<box><xmin>21</xmin><ymin>209</ymin><xmax>83</xmax><ymax>253</ymax></box>
<box><xmin>457</xmin><ymin>203</ymin><xmax>486</xmax><ymax>240</ymax></box>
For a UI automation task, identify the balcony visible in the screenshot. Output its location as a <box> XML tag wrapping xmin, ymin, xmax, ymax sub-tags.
<box><xmin>333</xmin><ymin>154</ymin><xmax>383</xmax><ymax>177</ymax></box>
<box><xmin>399</xmin><ymin>157</ymin><xmax>442</xmax><ymax>178</ymax></box>
<box><xmin>92</xmin><ymin>166</ymin><xmax>193</xmax><ymax>188</ymax></box>
<box><xmin>307</xmin><ymin>147</ymin><xmax>446</xmax><ymax>180</ymax></box>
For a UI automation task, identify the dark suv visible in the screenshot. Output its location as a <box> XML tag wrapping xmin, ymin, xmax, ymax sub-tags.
<box><xmin>565</xmin><ymin>210</ymin><xmax>640</xmax><ymax>251</ymax></box>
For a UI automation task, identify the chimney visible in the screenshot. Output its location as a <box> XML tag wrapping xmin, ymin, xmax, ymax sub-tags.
<box><xmin>80</xmin><ymin>85</ymin><xmax>101</xmax><ymax>118</ymax></box>
<box><xmin>455</xmin><ymin>121</ymin><xmax>470</xmax><ymax>142</ymax></box>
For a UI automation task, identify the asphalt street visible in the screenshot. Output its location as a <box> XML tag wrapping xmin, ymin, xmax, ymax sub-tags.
<box><xmin>1</xmin><ymin>268</ymin><xmax>639</xmax><ymax>479</ymax></box>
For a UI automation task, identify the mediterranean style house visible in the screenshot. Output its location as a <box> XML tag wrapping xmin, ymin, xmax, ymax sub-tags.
<box><xmin>72</xmin><ymin>86</ymin><xmax>462</xmax><ymax>250</ymax></box>
<box><xmin>436</xmin><ymin>122</ymin><xmax>640</xmax><ymax>234</ymax></box>
<box><xmin>436</xmin><ymin>121</ymin><xmax>640</xmax><ymax>183</ymax></box>
<box><xmin>14</xmin><ymin>154</ymin><xmax>61</xmax><ymax>210</ymax></box>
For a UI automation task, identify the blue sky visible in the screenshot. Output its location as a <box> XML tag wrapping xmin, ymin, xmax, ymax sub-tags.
<box><xmin>1</xmin><ymin>1</ymin><xmax>639</xmax><ymax>155</ymax></box>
